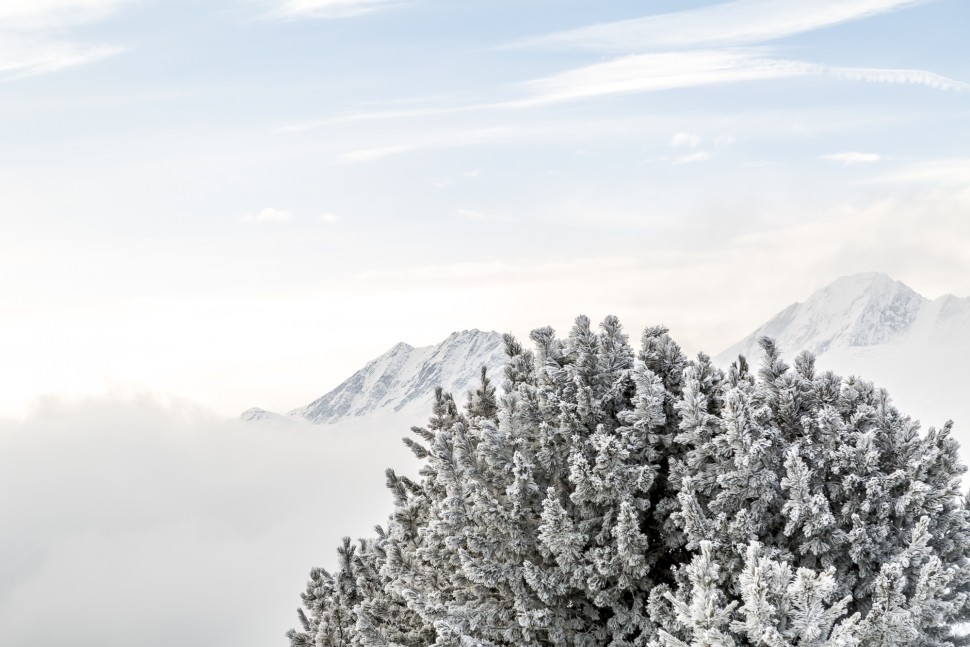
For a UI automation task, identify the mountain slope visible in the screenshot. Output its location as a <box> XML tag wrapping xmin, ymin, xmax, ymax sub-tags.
<box><xmin>716</xmin><ymin>273</ymin><xmax>936</xmax><ymax>362</ymax></box>
<box><xmin>289</xmin><ymin>329</ymin><xmax>507</xmax><ymax>424</ymax></box>
<box><xmin>239</xmin><ymin>407</ymin><xmax>292</xmax><ymax>424</ymax></box>
<box><xmin>716</xmin><ymin>272</ymin><xmax>970</xmax><ymax>446</ymax></box>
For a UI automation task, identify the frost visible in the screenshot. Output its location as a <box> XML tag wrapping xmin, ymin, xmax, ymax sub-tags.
<box><xmin>290</xmin><ymin>317</ymin><xmax>970</xmax><ymax>646</ymax></box>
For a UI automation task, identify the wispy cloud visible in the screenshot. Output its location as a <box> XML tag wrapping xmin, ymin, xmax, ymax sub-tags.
<box><xmin>671</xmin><ymin>132</ymin><xmax>701</xmax><ymax>148</ymax></box>
<box><xmin>456</xmin><ymin>208</ymin><xmax>510</xmax><ymax>223</ymax></box>
<box><xmin>829</xmin><ymin>66</ymin><xmax>970</xmax><ymax>92</ymax></box>
<box><xmin>271</xmin><ymin>0</ymin><xmax>406</xmax><ymax>19</ymax></box>
<box><xmin>431</xmin><ymin>169</ymin><xmax>481</xmax><ymax>189</ymax></box>
<box><xmin>337</xmin><ymin>144</ymin><xmax>418</xmax><ymax>164</ymax></box>
<box><xmin>490</xmin><ymin>0</ymin><xmax>966</xmax><ymax>109</ymax></box>
<box><xmin>516</xmin><ymin>50</ymin><xmax>968</xmax><ymax>106</ymax></box>
<box><xmin>277</xmin><ymin>8</ymin><xmax>966</xmax><ymax>138</ymax></box>
<box><xmin>279</xmin><ymin>50</ymin><xmax>967</xmax><ymax>137</ymax></box>
<box><xmin>357</xmin><ymin>256</ymin><xmax>639</xmax><ymax>284</ymax></box>
<box><xmin>821</xmin><ymin>152</ymin><xmax>882</xmax><ymax>165</ymax></box>
<box><xmin>0</xmin><ymin>38</ymin><xmax>121</xmax><ymax>80</ymax></box>
<box><xmin>520</xmin><ymin>0</ymin><xmax>930</xmax><ymax>51</ymax></box>
<box><xmin>865</xmin><ymin>158</ymin><xmax>970</xmax><ymax>185</ymax></box>
<box><xmin>0</xmin><ymin>0</ymin><xmax>130</xmax><ymax>80</ymax></box>
<box><xmin>335</xmin><ymin>128</ymin><xmax>511</xmax><ymax>164</ymax></box>
<box><xmin>276</xmin><ymin>102</ymin><xmax>502</xmax><ymax>133</ymax></box>
<box><xmin>0</xmin><ymin>0</ymin><xmax>128</xmax><ymax>29</ymax></box>
<box><xmin>674</xmin><ymin>151</ymin><xmax>713</xmax><ymax>165</ymax></box>
<box><xmin>320</xmin><ymin>213</ymin><xmax>340</xmax><ymax>223</ymax></box>
<box><xmin>244</xmin><ymin>207</ymin><xmax>292</xmax><ymax>222</ymax></box>
<box><xmin>518</xmin><ymin>49</ymin><xmax>815</xmax><ymax>105</ymax></box>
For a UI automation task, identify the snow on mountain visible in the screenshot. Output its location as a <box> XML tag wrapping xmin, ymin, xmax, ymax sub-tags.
<box><xmin>716</xmin><ymin>272</ymin><xmax>970</xmax><ymax>449</ymax></box>
<box><xmin>239</xmin><ymin>407</ymin><xmax>292</xmax><ymax>424</ymax></box>
<box><xmin>716</xmin><ymin>272</ymin><xmax>936</xmax><ymax>361</ymax></box>
<box><xmin>246</xmin><ymin>273</ymin><xmax>968</xmax><ymax>445</ymax></box>
<box><xmin>286</xmin><ymin>329</ymin><xmax>507</xmax><ymax>424</ymax></box>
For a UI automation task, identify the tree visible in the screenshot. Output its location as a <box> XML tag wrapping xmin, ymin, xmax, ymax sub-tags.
<box><xmin>662</xmin><ymin>338</ymin><xmax>970</xmax><ymax>647</ymax></box>
<box><xmin>290</xmin><ymin>320</ymin><xmax>970</xmax><ymax>647</ymax></box>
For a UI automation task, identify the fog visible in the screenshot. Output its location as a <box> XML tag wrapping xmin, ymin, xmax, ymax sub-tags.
<box><xmin>0</xmin><ymin>396</ymin><xmax>422</xmax><ymax>647</ymax></box>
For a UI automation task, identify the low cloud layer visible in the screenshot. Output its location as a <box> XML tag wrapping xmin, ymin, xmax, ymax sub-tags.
<box><xmin>0</xmin><ymin>396</ymin><xmax>421</xmax><ymax>647</ymax></box>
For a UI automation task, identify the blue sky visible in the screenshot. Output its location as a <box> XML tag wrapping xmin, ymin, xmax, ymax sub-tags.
<box><xmin>2</xmin><ymin>0</ymin><xmax>969</xmax><ymax>417</ymax></box>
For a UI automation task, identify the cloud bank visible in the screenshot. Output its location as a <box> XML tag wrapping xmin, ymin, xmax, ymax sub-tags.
<box><xmin>0</xmin><ymin>396</ymin><xmax>420</xmax><ymax>647</ymax></box>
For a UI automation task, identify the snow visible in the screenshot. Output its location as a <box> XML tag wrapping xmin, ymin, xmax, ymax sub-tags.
<box><xmin>256</xmin><ymin>329</ymin><xmax>507</xmax><ymax>424</ymax></box>
<box><xmin>246</xmin><ymin>272</ymin><xmax>970</xmax><ymax>455</ymax></box>
<box><xmin>717</xmin><ymin>272</ymin><xmax>927</xmax><ymax>360</ymax></box>
<box><xmin>239</xmin><ymin>407</ymin><xmax>292</xmax><ymax>424</ymax></box>
<box><xmin>716</xmin><ymin>272</ymin><xmax>970</xmax><ymax>450</ymax></box>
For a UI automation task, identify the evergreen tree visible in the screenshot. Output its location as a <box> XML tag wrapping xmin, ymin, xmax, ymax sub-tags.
<box><xmin>289</xmin><ymin>320</ymin><xmax>970</xmax><ymax>647</ymax></box>
<box><xmin>664</xmin><ymin>337</ymin><xmax>970</xmax><ymax>646</ymax></box>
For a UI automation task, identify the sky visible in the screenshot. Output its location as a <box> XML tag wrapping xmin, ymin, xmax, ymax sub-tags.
<box><xmin>1</xmin><ymin>0</ymin><xmax>970</xmax><ymax>419</ymax></box>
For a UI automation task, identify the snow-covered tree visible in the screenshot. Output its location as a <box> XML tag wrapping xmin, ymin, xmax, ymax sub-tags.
<box><xmin>664</xmin><ymin>337</ymin><xmax>970</xmax><ymax>646</ymax></box>
<box><xmin>290</xmin><ymin>321</ymin><xmax>970</xmax><ymax>647</ymax></box>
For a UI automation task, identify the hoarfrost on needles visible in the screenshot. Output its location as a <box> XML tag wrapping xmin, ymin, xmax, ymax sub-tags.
<box><xmin>290</xmin><ymin>317</ymin><xmax>970</xmax><ymax>646</ymax></box>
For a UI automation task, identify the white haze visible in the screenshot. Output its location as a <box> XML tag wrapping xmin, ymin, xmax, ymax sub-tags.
<box><xmin>0</xmin><ymin>396</ymin><xmax>423</xmax><ymax>647</ymax></box>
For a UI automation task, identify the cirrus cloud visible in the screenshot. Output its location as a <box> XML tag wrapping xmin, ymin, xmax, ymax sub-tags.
<box><xmin>520</xmin><ymin>0</ymin><xmax>932</xmax><ymax>51</ymax></box>
<box><xmin>821</xmin><ymin>152</ymin><xmax>882</xmax><ymax>165</ymax></box>
<box><xmin>244</xmin><ymin>207</ymin><xmax>292</xmax><ymax>222</ymax></box>
<box><xmin>271</xmin><ymin>0</ymin><xmax>407</xmax><ymax>19</ymax></box>
<box><xmin>0</xmin><ymin>0</ymin><xmax>131</xmax><ymax>80</ymax></box>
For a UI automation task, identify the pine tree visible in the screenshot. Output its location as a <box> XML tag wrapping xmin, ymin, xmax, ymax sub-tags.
<box><xmin>290</xmin><ymin>320</ymin><xmax>970</xmax><ymax>647</ymax></box>
<box><xmin>664</xmin><ymin>337</ymin><xmax>970</xmax><ymax>646</ymax></box>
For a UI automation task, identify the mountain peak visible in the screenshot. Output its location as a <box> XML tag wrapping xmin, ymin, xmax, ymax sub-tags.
<box><xmin>444</xmin><ymin>329</ymin><xmax>493</xmax><ymax>342</ymax></box>
<box><xmin>717</xmin><ymin>273</ymin><xmax>927</xmax><ymax>362</ymax></box>
<box><xmin>385</xmin><ymin>341</ymin><xmax>414</xmax><ymax>355</ymax></box>
<box><xmin>819</xmin><ymin>271</ymin><xmax>911</xmax><ymax>300</ymax></box>
<box><xmin>289</xmin><ymin>329</ymin><xmax>507</xmax><ymax>424</ymax></box>
<box><xmin>239</xmin><ymin>407</ymin><xmax>290</xmax><ymax>424</ymax></box>
<box><xmin>831</xmin><ymin>270</ymin><xmax>894</xmax><ymax>285</ymax></box>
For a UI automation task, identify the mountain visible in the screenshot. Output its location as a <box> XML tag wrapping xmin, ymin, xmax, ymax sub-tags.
<box><xmin>242</xmin><ymin>329</ymin><xmax>507</xmax><ymax>425</ymax></box>
<box><xmin>716</xmin><ymin>272</ymin><xmax>969</xmax><ymax>362</ymax></box>
<box><xmin>246</xmin><ymin>273</ymin><xmax>969</xmax><ymax>441</ymax></box>
<box><xmin>716</xmin><ymin>272</ymin><xmax>970</xmax><ymax>445</ymax></box>
<box><xmin>239</xmin><ymin>407</ymin><xmax>292</xmax><ymax>424</ymax></box>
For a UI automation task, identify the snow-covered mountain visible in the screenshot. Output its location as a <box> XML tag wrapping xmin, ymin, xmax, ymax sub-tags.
<box><xmin>717</xmin><ymin>272</ymin><xmax>970</xmax><ymax>444</ymax></box>
<box><xmin>239</xmin><ymin>407</ymin><xmax>292</xmax><ymax>424</ymax></box>
<box><xmin>245</xmin><ymin>273</ymin><xmax>969</xmax><ymax>442</ymax></box>
<box><xmin>293</xmin><ymin>329</ymin><xmax>506</xmax><ymax>424</ymax></box>
<box><xmin>716</xmin><ymin>272</ymin><xmax>969</xmax><ymax>362</ymax></box>
<box><xmin>243</xmin><ymin>329</ymin><xmax>508</xmax><ymax>425</ymax></box>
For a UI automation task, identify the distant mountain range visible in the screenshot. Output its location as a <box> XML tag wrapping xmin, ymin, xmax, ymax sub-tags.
<box><xmin>244</xmin><ymin>273</ymin><xmax>969</xmax><ymax>442</ymax></box>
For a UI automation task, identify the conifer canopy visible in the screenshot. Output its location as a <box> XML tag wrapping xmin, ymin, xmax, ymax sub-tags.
<box><xmin>288</xmin><ymin>317</ymin><xmax>970</xmax><ymax>647</ymax></box>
